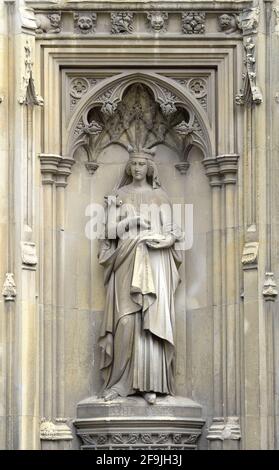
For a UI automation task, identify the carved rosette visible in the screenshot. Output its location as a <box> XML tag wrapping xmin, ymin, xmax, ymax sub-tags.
<box><xmin>182</xmin><ymin>12</ymin><xmax>206</xmax><ymax>35</ymax></box>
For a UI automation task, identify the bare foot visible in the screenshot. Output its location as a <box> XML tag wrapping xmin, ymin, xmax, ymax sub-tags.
<box><xmin>102</xmin><ymin>389</ymin><xmax>119</xmax><ymax>401</ymax></box>
<box><xmin>143</xmin><ymin>392</ymin><xmax>156</xmax><ymax>404</ymax></box>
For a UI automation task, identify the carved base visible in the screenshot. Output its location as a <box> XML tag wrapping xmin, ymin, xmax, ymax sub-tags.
<box><xmin>74</xmin><ymin>395</ymin><xmax>205</xmax><ymax>450</ymax></box>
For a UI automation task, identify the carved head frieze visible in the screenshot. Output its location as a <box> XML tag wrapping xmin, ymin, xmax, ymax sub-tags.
<box><xmin>74</xmin><ymin>12</ymin><xmax>97</xmax><ymax>34</ymax></box>
<box><xmin>35</xmin><ymin>12</ymin><xmax>61</xmax><ymax>34</ymax></box>
<box><xmin>146</xmin><ymin>12</ymin><xmax>168</xmax><ymax>32</ymax></box>
<box><xmin>218</xmin><ymin>13</ymin><xmax>240</xmax><ymax>34</ymax></box>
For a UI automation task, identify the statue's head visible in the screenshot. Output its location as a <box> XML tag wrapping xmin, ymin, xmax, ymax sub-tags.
<box><xmin>119</xmin><ymin>148</ymin><xmax>160</xmax><ymax>189</ymax></box>
<box><xmin>125</xmin><ymin>151</ymin><xmax>155</xmax><ymax>181</ymax></box>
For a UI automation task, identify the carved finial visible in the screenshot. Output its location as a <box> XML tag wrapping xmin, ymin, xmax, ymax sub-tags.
<box><xmin>2</xmin><ymin>273</ymin><xmax>16</xmax><ymax>301</ymax></box>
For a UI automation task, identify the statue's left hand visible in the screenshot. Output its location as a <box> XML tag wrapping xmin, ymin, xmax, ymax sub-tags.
<box><xmin>146</xmin><ymin>234</ymin><xmax>175</xmax><ymax>249</ymax></box>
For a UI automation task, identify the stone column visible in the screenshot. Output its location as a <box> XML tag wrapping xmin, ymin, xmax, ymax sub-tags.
<box><xmin>206</xmin><ymin>155</ymin><xmax>241</xmax><ymax>450</ymax></box>
<box><xmin>39</xmin><ymin>154</ymin><xmax>73</xmax><ymax>449</ymax></box>
<box><xmin>55</xmin><ymin>158</ymin><xmax>74</xmax><ymax>426</ymax></box>
<box><xmin>203</xmin><ymin>158</ymin><xmax>223</xmax><ymax>450</ymax></box>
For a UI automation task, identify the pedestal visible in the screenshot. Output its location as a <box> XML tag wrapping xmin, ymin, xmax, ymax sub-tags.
<box><xmin>74</xmin><ymin>396</ymin><xmax>205</xmax><ymax>450</ymax></box>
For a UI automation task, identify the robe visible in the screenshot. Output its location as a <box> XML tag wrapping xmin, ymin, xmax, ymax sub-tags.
<box><xmin>98</xmin><ymin>184</ymin><xmax>182</xmax><ymax>396</ymax></box>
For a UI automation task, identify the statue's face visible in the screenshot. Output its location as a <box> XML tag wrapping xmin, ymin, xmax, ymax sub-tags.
<box><xmin>130</xmin><ymin>158</ymin><xmax>148</xmax><ymax>181</ymax></box>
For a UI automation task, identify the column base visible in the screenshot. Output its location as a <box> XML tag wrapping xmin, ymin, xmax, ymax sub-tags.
<box><xmin>40</xmin><ymin>418</ymin><xmax>73</xmax><ymax>450</ymax></box>
<box><xmin>207</xmin><ymin>417</ymin><xmax>241</xmax><ymax>450</ymax></box>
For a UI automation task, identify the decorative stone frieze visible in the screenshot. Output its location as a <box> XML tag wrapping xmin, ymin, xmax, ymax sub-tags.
<box><xmin>2</xmin><ymin>273</ymin><xmax>16</xmax><ymax>302</ymax></box>
<box><xmin>182</xmin><ymin>12</ymin><xmax>205</xmax><ymax>35</ymax></box>
<box><xmin>263</xmin><ymin>272</ymin><xmax>278</xmax><ymax>301</ymax></box>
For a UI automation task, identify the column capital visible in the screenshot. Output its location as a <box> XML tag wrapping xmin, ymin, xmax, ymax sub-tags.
<box><xmin>217</xmin><ymin>154</ymin><xmax>239</xmax><ymax>184</ymax></box>
<box><xmin>56</xmin><ymin>157</ymin><xmax>75</xmax><ymax>188</ymax></box>
<box><xmin>39</xmin><ymin>154</ymin><xmax>62</xmax><ymax>185</ymax></box>
<box><xmin>202</xmin><ymin>158</ymin><xmax>222</xmax><ymax>187</ymax></box>
<box><xmin>39</xmin><ymin>154</ymin><xmax>75</xmax><ymax>186</ymax></box>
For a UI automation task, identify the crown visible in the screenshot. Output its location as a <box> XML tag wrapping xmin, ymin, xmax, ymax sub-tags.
<box><xmin>128</xmin><ymin>146</ymin><xmax>155</xmax><ymax>161</ymax></box>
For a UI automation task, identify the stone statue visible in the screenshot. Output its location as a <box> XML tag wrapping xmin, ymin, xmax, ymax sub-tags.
<box><xmin>98</xmin><ymin>149</ymin><xmax>182</xmax><ymax>404</ymax></box>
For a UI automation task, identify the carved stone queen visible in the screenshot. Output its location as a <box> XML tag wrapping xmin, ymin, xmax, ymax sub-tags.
<box><xmin>98</xmin><ymin>149</ymin><xmax>182</xmax><ymax>404</ymax></box>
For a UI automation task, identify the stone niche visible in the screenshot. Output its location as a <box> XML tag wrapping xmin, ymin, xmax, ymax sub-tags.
<box><xmin>61</xmin><ymin>75</ymin><xmax>214</xmax><ymax>449</ymax></box>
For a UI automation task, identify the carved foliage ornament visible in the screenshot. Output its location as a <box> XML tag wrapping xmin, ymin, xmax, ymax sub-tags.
<box><xmin>238</xmin><ymin>7</ymin><xmax>260</xmax><ymax>36</ymax></box>
<box><xmin>146</xmin><ymin>12</ymin><xmax>168</xmax><ymax>33</ymax></box>
<box><xmin>78</xmin><ymin>432</ymin><xmax>200</xmax><ymax>449</ymax></box>
<box><xmin>111</xmin><ymin>12</ymin><xmax>134</xmax><ymax>34</ymax></box>
<box><xmin>182</xmin><ymin>12</ymin><xmax>206</xmax><ymax>35</ymax></box>
<box><xmin>74</xmin><ymin>12</ymin><xmax>97</xmax><ymax>34</ymax></box>
<box><xmin>35</xmin><ymin>12</ymin><xmax>61</xmax><ymax>34</ymax></box>
<box><xmin>236</xmin><ymin>35</ymin><xmax>262</xmax><ymax>106</ymax></box>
